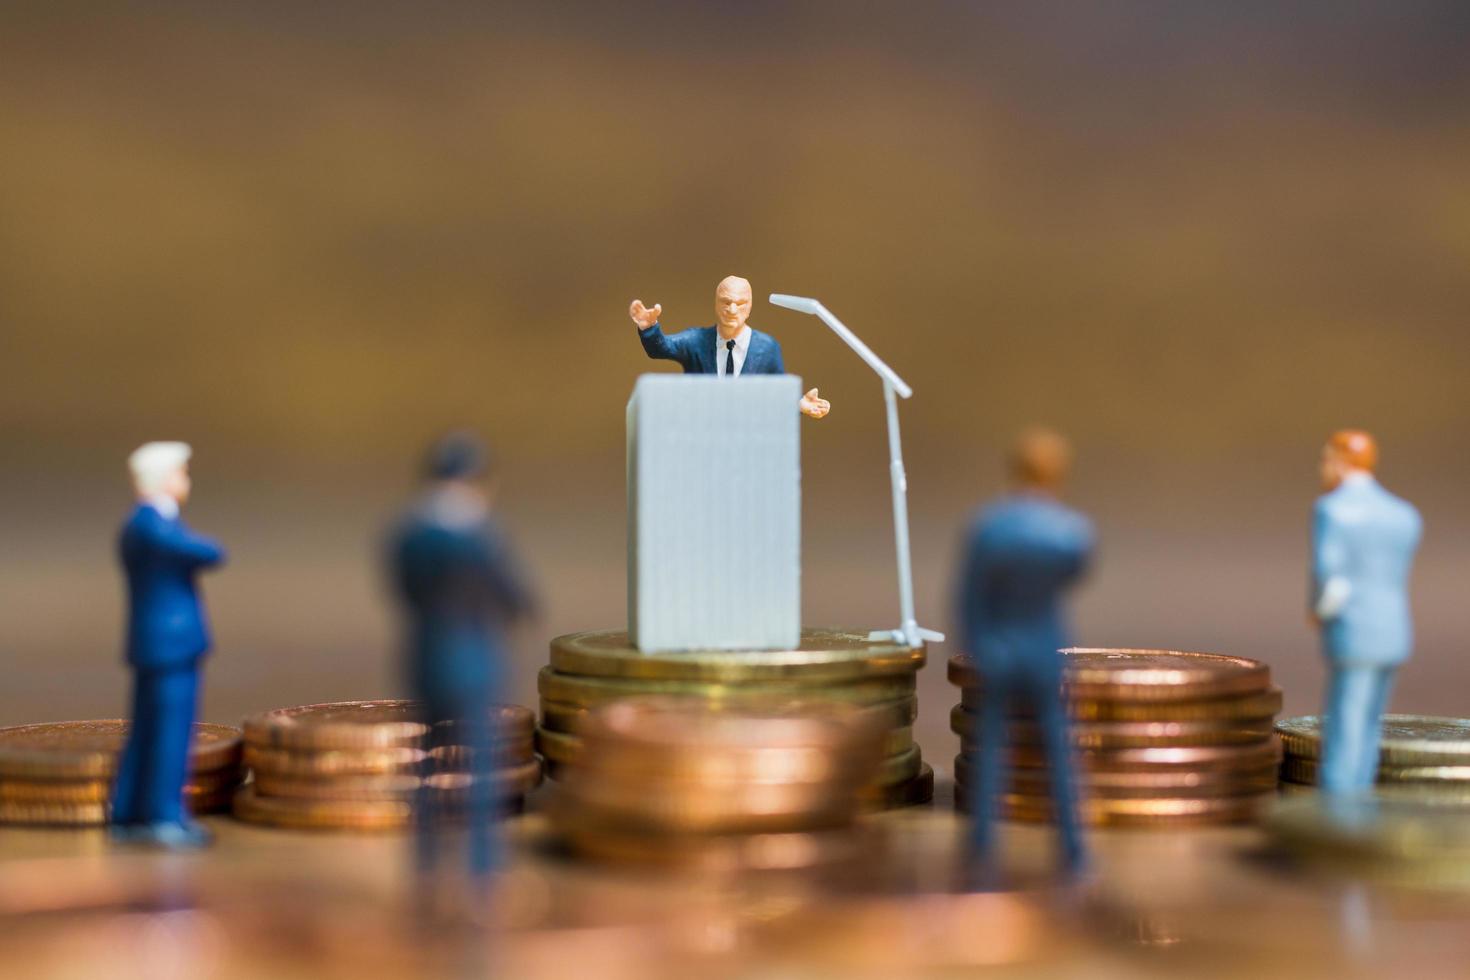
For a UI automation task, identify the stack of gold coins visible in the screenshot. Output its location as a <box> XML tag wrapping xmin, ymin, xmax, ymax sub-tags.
<box><xmin>949</xmin><ymin>649</ymin><xmax>1282</xmax><ymax>827</ymax></box>
<box><xmin>1268</xmin><ymin>794</ymin><xmax>1470</xmax><ymax>888</ymax></box>
<box><xmin>0</xmin><ymin>720</ymin><xmax>243</xmax><ymax>826</ymax></box>
<box><xmin>550</xmin><ymin>697</ymin><xmax>888</xmax><ymax>869</ymax></box>
<box><xmin>233</xmin><ymin>700</ymin><xmax>541</xmax><ymax>831</ymax></box>
<box><xmin>536</xmin><ymin>629</ymin><xmax>932</xmax><ymax>808</ymax></box>
<box><xmin>1276</xmin><ymin>715</ymin><xmax>1470</xmax><ymax>801</ymax></box>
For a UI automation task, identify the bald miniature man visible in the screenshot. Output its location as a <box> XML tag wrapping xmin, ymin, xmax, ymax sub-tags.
<box><xmin>629</xmin><ymin>276</ymin><xmax>831</xmax><ymax>419</ymax></box>
<box><xmin>1311</xmin><ymin>429</ymin><xmax>1422</xmax><ymax>795</ymax></box>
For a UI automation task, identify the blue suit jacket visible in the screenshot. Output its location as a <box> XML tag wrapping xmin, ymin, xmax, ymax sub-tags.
<box><xmin>389</xmin><ymin>500</ymin><xmax>535</xmax><ymax>702</ymax></box>
<box><xmin>637</xmin><ymin>324</ymin><xmax>786</xmax><ymax>375</ymax></box>
<box><xmin>119</xmin><ymin>504</ymin><xmax>226</xmax><ymax>670</ymax></box>
<box><xmin>956</xmin><ymin>494</ymin><xmax>1094</xmax><ymax>671</ymax></box>
<box><xmin>1313</xmin><ymin>477</ymin><xmax>1422</xmax><ymax>665</ymax></box>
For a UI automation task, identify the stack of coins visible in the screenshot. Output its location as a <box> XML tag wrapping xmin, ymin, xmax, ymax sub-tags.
<box><xmin>1268</xmin><ymin>794</ymin><xmax>1470</xmax><ymax>888</ymax></box>
<box><xmin>1276</xmin><ymin>715</ymin><xmax>1470</xmax><ymax>801</ymax></box>
<box><xmin>550</xmin><ymin>697</ymin><xmax>888</xmax><ymax>869</ymax></box>
<box><xmin>233</xmin><ymin>700</ymin><xmax>541</xmax><ymax>831</ymax></box>
<box><xmin>949</xmin><ymin>649</ymin><xmax>1282</xmax><ymax>827</ymax></box>
<box><xmin>0</xmin><ymin>720</ymin><xmax>243</xmax><ymax>826</ymax></box>
<box><xmin>536</xmin><ymin>629</ymin><xmax>933</xmax><ymax>808</ymax></box>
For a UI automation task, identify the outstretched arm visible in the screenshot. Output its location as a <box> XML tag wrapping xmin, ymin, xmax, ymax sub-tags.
<box><xmin>628</xmin><ymin>298</ymin><xmax>697</xmax><ymax>368</ymax></box>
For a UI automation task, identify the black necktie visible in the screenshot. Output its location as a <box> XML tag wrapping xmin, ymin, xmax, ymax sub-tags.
<box><xmin>725</xmin><ymin>339</ymin><xmax>736</xmax><ymax>377</ymax></box>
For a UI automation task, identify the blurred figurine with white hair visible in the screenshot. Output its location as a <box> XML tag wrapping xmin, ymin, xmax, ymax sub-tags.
<box><xmin>112</xmin><ymin>441</ymin><xmax>226</xmax><ymax>847</ymax></box>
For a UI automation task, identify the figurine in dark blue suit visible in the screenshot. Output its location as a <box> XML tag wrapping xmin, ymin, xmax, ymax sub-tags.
<box><xmin>956</xmin><ymin>428</ymin><xmax>1093</xmax><ymax>876</ymax></box>
<box><xmin>628</xmin><ymin>275</ymin><xmax>832</xmax><ymax>418</ymax></box>
<box><xmin>112</xmin><ymin>441</ymin><xmax>226</xmax><ymax>848</ymax></box>
<box><xmin>1311</xmin><ymin>430</ymin><xmax>1422</xmax><ymax>796</ymax></box>
<box><xmin>388</xmin><ymin>433</ymin><xmax>536</xmax><ymax>882</ymax></box>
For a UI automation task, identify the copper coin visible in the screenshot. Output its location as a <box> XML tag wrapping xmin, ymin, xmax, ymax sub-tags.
<box><xmin>429</xmin><ymin>705</ymin><xmax>535</xmax><ymax>740</ymax></box>
<box><xmin>959</xmin><ymin>736</ymin><xmax>1282</xmax><ymax>772</ymax></box>
<box><xmin>243</xmin><ymin>701</ymin><xmax>428</xmax><ymax>751</ymax></box>
<box><xmin>0</xmin><ymin>721</ymin><xmax>242</xmax><ymax>780</ymax></box>
<box><xmin>955</xmin><ymin>786</ymin><xmax>1273</xmax><ymax>826</ymax></box>
<box><xmin>949</xmin><ymin>650</ymin><xmax>1271</xmax><ymax>702</ymax></box>
<box><xmin>556</xmin><ymin>819</ymin><xmax>881</xmax><ymax>871</ymax></box>
<box><xmin>244</xmin><ymin>744</ymin><xmax>427</xmax><ymax>777</ymax></box>
<box><xmin>951</xmin><ymin>705</ymin><xmax>1275</xmax><ymax>748</ymax></box>
<box><xmin>961</xmin><ymin>687</ymin><xmax>1284</xmax><ymax>722</ymax></box>
<box><xmin>540</xmin><ymin>694</ymin><xmax>919</xmax><ymax>735</ymax></box>
<box><xmin>558</xmin><ymin>781</ymin><xmax>862</xmax><ymax>835</ymax></box>
<box><xmin>955</xmin><ymin>755</ymin><xmax>1279</xmax><ymax>798</ymax></box>
<box><xmin>426</xmin><ymin>735</ymin><xmax>535</xmax><ymax>770</ymax></box>
<box><xmin>231</xmin><ymin>784</ymin><xmax>412</xmax><ymax>831</ymax></box>
<box><xmin>549</xmin><ymin>628</ymin><xmax>925</xmax><ymax>683</ymax></box>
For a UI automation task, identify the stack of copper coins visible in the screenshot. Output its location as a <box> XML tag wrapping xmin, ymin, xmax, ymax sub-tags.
<box><xmin>0</xmin><ymin>720</ymin><xmax>243</xmax><ymax>826</ymax></box>
<box><xmin>535</xmin><ymin>630</ymin><xmax>932</xmax><ymax>808</ymax></box>
<box><xmin>550</xmin><ymin>697</ymin><xmax>888</xmax><ymax>869</ymax></box>
<box><xmin>1277</xmin><ymin>715</ymin><xmax>1470</xmax><ymax>801</ymax></box>
<box><xmin>949</xmin><ymin>649</ymin><xmax>1283</xmax><ymax>827</ymax></box>
<box><xmin>233</xmin><ymin>700</ymin><xmax>541</xmax><ymax>831</ymax></box>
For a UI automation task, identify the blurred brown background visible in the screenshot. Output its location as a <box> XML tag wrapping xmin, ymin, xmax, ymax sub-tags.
<box><xmin>2</xmin><ymin>3</ymin><xmax>1468</xmax><ymax>759</ymax></box>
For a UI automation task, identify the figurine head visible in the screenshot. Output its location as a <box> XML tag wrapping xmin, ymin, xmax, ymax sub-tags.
<box><xmin>1009</xmin><ymin>427</ymin><xmax>1072</xmax><ymax>495</ymax></box>
<box><xmin>714</xmin><ymin>276</ymin><xmax>753</xmax><ymax>338</ymax></box>
<box><xmin>1321</xmin><ymin>429</ymin><xmax>1377</xmax><ymax>491</ymax></box>
<box><xmin>425</xmin><ymin>431</ymin><xmax>491</xmax><ymax>487</ymax></box>
<box><xmin>129</xmin><ymin>441</ymin><xmax>192</xmax><ymax>506</ymax></box>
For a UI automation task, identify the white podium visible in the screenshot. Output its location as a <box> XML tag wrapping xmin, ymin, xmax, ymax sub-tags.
<box><xmin>627</xmin><ymin>374</ymin><xmax>801</xmax><ymax>652</ymax></box>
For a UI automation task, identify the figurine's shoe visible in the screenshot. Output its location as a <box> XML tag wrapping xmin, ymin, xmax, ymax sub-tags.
<box><xmin>119</xmin><ymin>820</ymin><xmax>214</xmax><ymax>849</ymax></box>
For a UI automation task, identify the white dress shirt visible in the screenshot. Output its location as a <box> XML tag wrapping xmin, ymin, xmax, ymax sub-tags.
<box><xmin>715</xmin><ymin>326</ymin><xmax>752</xmax><ymax>377</ymax></box>
<box><xmin>143</xmin><ymin>494</ymin><xmax>180</xmax><ymax>520</ymax></box>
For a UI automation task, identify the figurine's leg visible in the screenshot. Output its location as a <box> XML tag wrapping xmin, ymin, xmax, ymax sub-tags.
<box><xmin>414</xmin><ymin>706</ymin><xmax>446</xmax><ymax>875</ymax></box>
<box><xmin>146</xmin><ymin>667</ymin><xmax>198</xmax><ymax>825</ymax></box>
<box><xmin>464</xmin><ymin>691</ymin><xmax>498</xmax><ymax>880</ymax></box>
<box><xmin>1356</xmin><ymin>667</ymin><xmax>1397</xmax><ymax>790</ymax></box>
<box><xmin>111</xmin><ymin>672</ymin><xmax>146</xmax><ymax>825</ymax></box>
<box><xmin>967</xmin><ymin>670</ymin><xmax>1009</xmax><ymax>863</ymax></box>
<box><xmin>1032</xmin><ymin>672</ymin><xmax>1085</xmax><ymax>873</ymax></box>
<box><xmin>1321</xmin><ymin>666</ymin><xmax>1374</xmax><ymax>795</ymax></box>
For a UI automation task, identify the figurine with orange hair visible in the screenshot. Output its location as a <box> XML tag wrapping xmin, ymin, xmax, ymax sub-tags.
<box><xmin>1311</xmin><ymin>430</ymin><xmax>1422</xmax><ymax>796</ymax></box>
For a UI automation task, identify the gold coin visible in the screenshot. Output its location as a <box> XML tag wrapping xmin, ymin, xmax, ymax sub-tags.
<box><xmin>1280</xmin><ymin>755</ymin><xmax>1470</xmax><ymax>787</ymax></box>
<box><xmin>950</xmin><ymin>705</ymin><xmax>1274</xmax><ymax>748</ymax></box>
<box><xmin>244</xmin><ymin>745</ymin><xmax>427</xmax><ymax>777</ymax></box>
<box><xmin>1276</xmin><ymin>715</ymin><xmax>1470</xmax><ymax>767</ymax></box>
<box><xmin>959</xmin><ymin>737</ymin><xmax>1281</xmax><ymax>773</ymax></box>
<box><xmin>859</xmin><ymin>763</ymin><xmax>935</xmax><ymax>809</ymax></box>
<box><xmin>949</xmin><ymin>650</ymin><xmax>1271</xmax><ymax>702</ymax></box>
<box><xmin>231</xmin><ymin>784</ymin><xmax>411</xmax><ymax>831</ymax></box>
<box><xmin>0</xmin><ymin>779</ymin><xmax>111</xmax><ymax>804</ymax></box>
<box><xmin>540</xmin><ymin>694</ymin><xmax>919</xmax><ymax>736</ymax></box>
<box><xmin>549</xmin><ymin>628</ymin><xmax>924</xmax><ymax>683</ymax></box>
<box><xmin>0</xmin><ymin>721</ymin><xmax>242</xmax><ymax>781</ymax></box>
<box><xmin>1268</xmin><ymin>794</ymin><xmax>1470</xmax><ymax>863</ymax></box>
<box><xmin>537</xmin><ymin>667</ymin><xmax>916</xmax><ymax>709</ymax></box>
<box><xmin>243</xmin><ymin>700</ymin><xmax>427</xmax><ymax>751</ymax></box>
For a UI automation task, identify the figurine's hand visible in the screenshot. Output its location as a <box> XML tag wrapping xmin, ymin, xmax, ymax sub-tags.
<box><xmin>800</xmin><ymin>387</ymin><xmax>831</xmax><ymax>419</ymax></box>
<box><xmin>629</xmin><ymin>299</ymin><xmax>662</xmax><ymax>330</ymax></box>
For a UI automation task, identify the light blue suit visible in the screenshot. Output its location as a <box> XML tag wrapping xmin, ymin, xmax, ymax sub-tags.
<box><xmin>1311</xmin><ymin>475</ymin><xmax>1421</xmax><ymax>794</ymax></box>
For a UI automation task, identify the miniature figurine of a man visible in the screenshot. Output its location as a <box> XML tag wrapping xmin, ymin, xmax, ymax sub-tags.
<box><xmin>388</xmin><ymin>432</ymin><xmax>536</xmax><ymax>882</ymax></box>
<box><xmin>628</xmin><ymin>275</ymin><xmax>832</xmax><ymax>419</ymax></box>
<box><xmin>956</xmin><ymin>428</ymin><xmax>1092</xmax><ymax>877</ymax></box>
<box><xmin>112</xmin><ymin>441</ymin><xmax>226</xmax><ymax>847</ymax></box>
<box><xmin>1311</xmin><ymin>429</ymin><xmax>1421</xmax><ymax>796</ymax></box>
